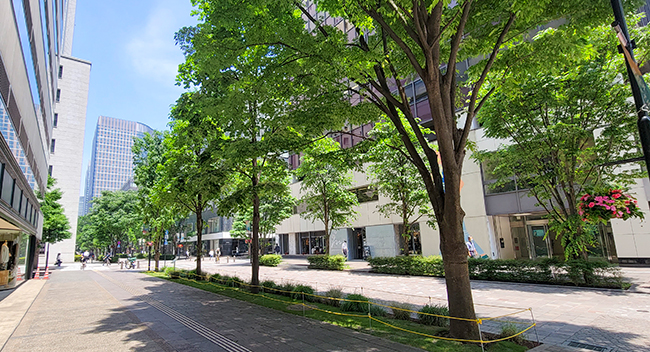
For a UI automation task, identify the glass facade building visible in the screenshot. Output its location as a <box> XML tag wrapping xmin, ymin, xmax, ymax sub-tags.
<box><xmin>83</xmin><ymin>116</ymin><xmax>152</xmax><ymax>215</ymax></box>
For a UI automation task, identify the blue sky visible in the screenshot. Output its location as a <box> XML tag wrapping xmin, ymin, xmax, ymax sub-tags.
<box><xmin>71</xmin><ymin>0</ymin><xmax>196</xmax><ymax>194</ymax></box>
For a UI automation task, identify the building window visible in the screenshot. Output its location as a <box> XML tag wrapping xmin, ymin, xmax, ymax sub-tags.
<box><xmin>350</xmin><ymin>186</ymin><xmax>379</xmax><ymax>203</ymax></box>
<box><xmin>56</xmin><ymin>89</ymin><xmax>61</xmax><ymax>102</ymax></box>
<box><xmin>53</xmin><ymin>113</ymin><xmax>58</xmax><ymax>128</ymax></box>
<box><xmin>48</xmin><ymin>165</ymin><xmax>53</xmax><ymax>176</ymax></box>
<box><xmin>50</xmin><ymin>139</ymin><xmax>56</xmax><ymax>153</ymax></box>
<box><xmin>58</xmin><ymin>65</ymin><xmax>63</xmax><ymax>78</ymax></box>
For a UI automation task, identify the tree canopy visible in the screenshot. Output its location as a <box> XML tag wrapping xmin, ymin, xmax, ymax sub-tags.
<box><xmin>297</xmin><ymin>138</ymin><xmax>359</xmax><ymax>255</ymax></box>
<box><xmin>37</xmin><ymin>176</ymin><xmax>71</xmax><ymax>244</ymax></box>
<box><xmin>476</xmin><ymin>21</ymin><xmax>647</xmax><ymax>259</ymax></box>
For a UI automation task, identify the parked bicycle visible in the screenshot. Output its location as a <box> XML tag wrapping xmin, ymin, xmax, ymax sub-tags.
<box><xmin>124</xmin><ymin>257</ymin><xmax>136</xmax><ymax>269</ymax></box>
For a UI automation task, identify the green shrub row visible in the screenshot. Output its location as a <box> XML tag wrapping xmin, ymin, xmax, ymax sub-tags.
<box><xmin>307</xmin><ymin>255</ymin><xmax>347</xmax><ymax>270</ymax></box>
<box><xmin>367</xmin><ymin>256</ymin><xmax>628</xmax><ymax>289</ymax></box>
<box><xmin>164</xmin><ymin>268</ymin><xmax>450</xmax><ymax>327</ymax></box>
<box><xmin>260</xmin><ymin>254</ymin><xmax>283</xmax><ymax>267</ymax></box>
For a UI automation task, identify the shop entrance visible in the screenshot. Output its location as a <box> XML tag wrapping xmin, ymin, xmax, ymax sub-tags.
<box><xmin>528</xmin><ymin>224</ymin><xmax>551</xmax><ymax>258</ymax></box>
<box><xmin>352</xmin><ymin>228</ymin><xmax>366</xmax><ymax>259</ymax></box>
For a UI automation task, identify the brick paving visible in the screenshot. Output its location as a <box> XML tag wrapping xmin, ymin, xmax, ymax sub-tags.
<box><xmin>1</xmin><ymin>267</ymin><xmax>424</xmax><ymax>352</ymax></box>
<box><xmin>171</xmin><ymin>257</ymin><xmax>650</xmax><ymax>352</ymax></box>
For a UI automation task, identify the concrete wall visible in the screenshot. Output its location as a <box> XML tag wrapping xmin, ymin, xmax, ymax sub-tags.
<box><xmin>48</xmin><ymin>56</ymin><xmax>90</xmax><ymax>263</ymax></box>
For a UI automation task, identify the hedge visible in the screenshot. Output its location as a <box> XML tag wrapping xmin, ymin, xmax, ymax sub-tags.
<box><xmin>367</xmin><ymin>256</ymin><xmax>628</xmax><ymax>289</ymax></box>
<box><xmin>307</xmin><ymin>255</ymin><xmax>346</xmax><ymax>270</ymax></box>
<box><xmin>260</xmin><ymin>254</ymin><xmax>282</xmax><ymax>267</ymax></box>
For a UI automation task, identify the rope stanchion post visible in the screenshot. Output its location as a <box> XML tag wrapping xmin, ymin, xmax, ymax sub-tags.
<box><xmin>302</xmin><ymin>292</ymin><xmax>305</xmax><ymax>316</ymax></box>
<box><xmin>529</xmin><ymin>308</ymin><xmax>540</xmax><ymax>344</ymax></box>
<box><xmin>368</xmin><ymin>301</ymin><xmax>372</xmax><ymax>330</ymax></box>
<box><xmin>476</xmin><ymin>320</ymin><xmax>485</xmax><ymax>352</ymax></box>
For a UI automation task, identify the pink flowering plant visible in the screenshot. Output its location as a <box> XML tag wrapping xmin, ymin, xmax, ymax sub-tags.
<box><xmin>578</xmin><ymin>188</ymin><xmax>644</xmax><ymax>223</ymax></box>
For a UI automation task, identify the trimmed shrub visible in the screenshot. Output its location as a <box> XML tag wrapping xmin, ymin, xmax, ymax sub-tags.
<box><xmin>368</xmin><ymin>256</ymin><xmax>627</xmax><ymax>289</ymax></box>
<box><xmin>136</xmin><ymin>253</ymin><xmax>145</xmax><ymax>259</ymax></box>
<box><xmin>74</xmin><ymin>255</ymin><xmax>82</xmax><ymax>262</ymax></box>
<box><xmin>323</xmin><ymin>288</ymin><xmax>344</xmax><ymax>307</ymax></box>
<box><xmin>499</xmin><ymin>322</ymin><xmax>525</xmax><ymax>344</ymax></box>
<box><xmin>341</xmin><ymin>294</ymin><xmax>370</xmax><ymax>313</ymax></box>
<box><xmin>279</xmin><ymin>283</ymin><xmax>297</xmax><ymax>297</ymax></box>
<box><xmin>224</xmin><ymin>276</ymin><xmax>245</xmax><ymax>288</ymax></box>
<box><xmin>391</xmin><ymin>302</ymin><xmax>413</xmax><ymax>320</ymax></box>
<box><xmin>418</xmin><ymin>304</ymin><xmax>449</xmax><ymax>327</ymax></box>
<box><xmin>291</xmin><ymin>285</ymin><xmax>316</xmax><ymax>302</ymax></box>
<box><xmin>260</xmin><ymin>254</ymin><xmax>283</xmax><ymax>267</ymax></box>
<box><xmin>261</xmin><ymin>280</ymin><xmax>278</xmax><ymax>293</ymax></box>
<box><xmin>208</xmin><ymin>273</ymin><xmax>222</xmax><ymax>283</ymax></box>
<box><xmin>159</xmin><ymin>254</ymin><xmax>176</xmax><ymax>261</ymax></box>
<box><xmin>307</xmin><ymin>255</ymin><xmax>347</xmax><ymax>270</ymax></box>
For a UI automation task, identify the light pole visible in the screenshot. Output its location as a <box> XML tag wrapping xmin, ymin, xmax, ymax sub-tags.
<box><xmin>611</xmin><ymin>0</ymin><xmax>650</xmax><ymax>178</ymax></box>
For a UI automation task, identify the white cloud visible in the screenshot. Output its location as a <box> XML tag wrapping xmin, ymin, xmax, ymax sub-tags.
<box><xmin>125</xmin><ymin>3</ymin><xmax>189</xmax><ymax>85</ymax></box>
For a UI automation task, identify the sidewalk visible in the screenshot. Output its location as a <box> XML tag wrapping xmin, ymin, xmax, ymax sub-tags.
<box><xmin>1</xmin><ymin>269</ymin><xmax>423</xmax><ymax>352</ymax></box>
<box><xmin>172</xmin><ymin>257</ymin><xmax>650</xmax><ymax>352</ymax></box>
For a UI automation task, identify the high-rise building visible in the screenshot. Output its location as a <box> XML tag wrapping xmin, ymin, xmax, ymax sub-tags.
<box><xmin>83</xmin><ymin>116</ymin><xmax>152</xmax><ymax>215</ymax></box>
<box><xmin>0</xmin><ymin>0</ymin><xmax>64</xmax><ymax>288</ymax></box>
<box><xmin>48</xmin><ymin>0</ymin><xmax>91</xmax><ymax>264</ymax></box>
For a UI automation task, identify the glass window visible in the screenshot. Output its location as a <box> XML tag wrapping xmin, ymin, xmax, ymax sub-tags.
<box><xmin>50</xmin><ymin>139</ymin><xmax>56</xmax><ymax>153</ymax></box>
<box><xmin>58</xmin><ymin>65</ymin><xmax>63</xmax><ymax>78</ymax></box>
<box><xmin>53</xmin><ymin>113</ymin><xmax>58</xmax><ymax>127</ymax></box>
<box><xmin>2</xmin><ymin>170</ymin><xmax>13</xmax><ymax>205</ymax></box>
<box><xmin>13</xmin><ymin>185</ymin><xmax>21</xmax><ymax>211</ymax></box>
<box><xmin>351</xmin><ymin>186</ymin><xmax>378</xmax><ymax>203</ymax></box>
<box><xmin>56</xmin><ymin>89</ymin><xmax>61</xmax><ymax>102</ymax></box>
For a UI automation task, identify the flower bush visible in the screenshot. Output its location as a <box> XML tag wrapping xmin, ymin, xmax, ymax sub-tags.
<box><xmin>579</xmin><ymin>188</ymin><xmax>644</xmax><ymax>222</ymax></box>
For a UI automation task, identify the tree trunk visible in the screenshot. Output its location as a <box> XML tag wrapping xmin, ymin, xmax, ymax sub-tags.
<box><xmin>251</xmin><ymin>173</ymin><xmax>261</xmax><ymax>294</ymax></box>
<box><xmin>439</xmin><ymin>202</ymin><xmax>480</xmax><ymax>340</ymax></box>
<box><xmin>402</xmin><ymin>202</ymin><xmax>410</xmax><ymax>256</ymax></box>
<box><xmin>196</xmin><ymin>202</ymin><xmax>203</xmax><ymax>276</ymax></box>
<box><xmin>324</xmin><ymin>208</ymin><xmax>330</xmax><ymax>256</ymax></box>
<box><xmin>154</xmin><ymin>227</ymin><xmax>160</xmax><ymax>271</ymax></box>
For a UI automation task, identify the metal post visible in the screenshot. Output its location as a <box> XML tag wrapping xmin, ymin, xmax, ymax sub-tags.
<box><xmin>611</xmin><ymin>0</ymin><xmax>650</xmax><ymax>177</ymax></box>
<box><xmin>302</xmin><ymin>292</ymin><xmax>306</xmax><ymax>316</ymax></box>
<box><xmin>477</xmin><ymin>321</ymin><xmax>485</xmax><ymax>352</ymax></box>
<box><xmin>368</xmin><ymin>301</ymin><xmax>372</xmax><ymax>330</ymax></box>
<box><xmin>530</xmin><ymin>308</ymin><xmax>540</xmax><ymax>345</ymax></box>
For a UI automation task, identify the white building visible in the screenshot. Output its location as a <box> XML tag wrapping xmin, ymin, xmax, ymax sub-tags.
<box><xmin>47</xmin><ymin>0</ymin><xmax>91</xmax><ymax>264</ymax></box>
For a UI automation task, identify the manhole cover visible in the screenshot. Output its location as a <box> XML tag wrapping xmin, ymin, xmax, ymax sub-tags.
<box><xmin>567</xmin><ymin>341</ymin><xmax>609</xmax><ymax>351</ymax></box>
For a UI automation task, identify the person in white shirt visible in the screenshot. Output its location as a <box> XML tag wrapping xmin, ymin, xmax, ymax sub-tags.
<box><xmin>466</xmin><ymin>236</ymin><xmax>478</xmax><ymax>258</ymax></box>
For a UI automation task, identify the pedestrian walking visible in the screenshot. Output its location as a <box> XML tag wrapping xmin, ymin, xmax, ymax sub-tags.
<box><xmin>466</xmin><ymin>236</ymin><xmax>478</xmax><ymax>258</ymax></box>
<box><xmin>209</xmin><ymin>249</ymin><xmax>214</xmax><ymax>261</ymax></box>
<box><xmin>274</xmin><ymin>244</ymin><xmax>281</xmax><ymax>255</ymax></box>
<box><xmin>342</xmin><ymin>241</ymin><xmax>348</xmax><ymax>259</ymax></box>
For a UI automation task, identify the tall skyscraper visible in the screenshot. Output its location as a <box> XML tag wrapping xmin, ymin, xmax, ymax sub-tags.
<box><xmin>83</xmin><ymin>116</ymin><xmax>152</xmax><ymax>215</ymax></box>
<box><xmin>48</xmin><ymin>0</ymin><xmax>92</xmax><ymax>264</ymax></box>
<box><xmin>1</xmin><ymin>0</ymin><xmax>64</xmax><ymax>287</ymax></box>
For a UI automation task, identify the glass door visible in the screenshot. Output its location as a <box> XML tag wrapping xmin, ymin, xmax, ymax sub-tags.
<box><xmin>528</xmin><ymin>225</ymin><xmax>550</xmax><ymax>258</ymax></box>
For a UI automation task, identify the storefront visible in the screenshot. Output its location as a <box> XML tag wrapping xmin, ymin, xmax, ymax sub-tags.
<box><xmin>0</xmin><ymin>232</ymin><xmax>33</xmax><ymax>290</ymax></box>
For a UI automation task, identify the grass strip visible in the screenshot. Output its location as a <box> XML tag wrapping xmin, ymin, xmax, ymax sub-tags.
<box><xmin>146</xmin><ymin>272</ymin><xmax>527</xmax><ymax>352</ymax></box>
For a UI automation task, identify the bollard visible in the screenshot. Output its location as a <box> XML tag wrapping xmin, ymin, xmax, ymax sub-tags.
<box><xmin>227</xmin><ymin>257</ymin><xmax>229</xmax><ymax>263</ymax></box>
<box><xmin>120</xmin><ymin>261</ymin><xmax>124</xmax><ymax>269</ymax></box>
<box><xmin>137</xmin><ymin>261</ymin><xmax>140</xmax><ymax>269</ymax></box>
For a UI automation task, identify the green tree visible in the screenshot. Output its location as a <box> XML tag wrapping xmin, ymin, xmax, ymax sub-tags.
<box><xmin>175</xmin><ymin>16</ymin><xmax>356</xmax><ymax>290</ymax></box>
<box><xmin>133</xmin><ymin>130</ymin><xmax>180</xmax><ymax>271</ymax></box>
<box><xmin>78</xmin><ymin>190</ymin><xmax>142</xmax><ymax>256</ymax></box>
<box><xmin>183</xmin><ymin>0</ymin><xmax>637</xmax><ymax>338</ymax></box>
<box><xmin>37</xmin><ymin>177</ymin><xmax>72</xmax><ymax>244</ymax></box>
<box><xmin>154</xmin><ymin>93</ymin><xmax>229</xmax><ymax>276</ymax></box>
<box><xmin>366</xmin><ymin>121</ymin><xmax>435</xmax><ymax>256</ymax></box>
<box><xmin>297</xmin><ymin>138</ymin><xmax>358</xmax><ymax>255</ymax></box>
<box><xmin>476</xmin><ymin>23</ymin><xmax>644</xmax><ymax>260</ymax></box>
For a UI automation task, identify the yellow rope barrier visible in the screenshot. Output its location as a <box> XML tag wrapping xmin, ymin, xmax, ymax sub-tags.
<box><xmin>171</xmin><ymin>273</ymin><xmax>537</xmax><ymax>345</ymax></box>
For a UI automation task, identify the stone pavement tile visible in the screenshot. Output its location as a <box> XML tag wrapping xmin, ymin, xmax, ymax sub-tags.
<box><xmin>0</xmin><ymin>280</ymin><xmax>46</xmax><ymax>349</ymax></box>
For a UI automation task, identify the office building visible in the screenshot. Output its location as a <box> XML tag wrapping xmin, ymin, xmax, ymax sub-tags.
<box><xmin>83</xmin><ymin>116</ymin><xmax>152</xmax><ymax>214</ymax></box>
<box><xmin>47</xmin><ymin>0</ymin><xmax>91</xmax><ymax>264</ymax></box>
<box><xmin>0</xmin><ymin>0</ymin><xmax>64</xmax><ymax>289</ymax></box>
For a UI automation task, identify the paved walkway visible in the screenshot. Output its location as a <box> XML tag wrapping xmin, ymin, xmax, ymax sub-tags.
<box><xmin>1</xmin><ymin>267</ymin><xmax>423</xmax><ymax>352</ymax></box>
<box><xmin>170</xmin><ymin>257</ymin><xmax>650</xmax><ymax>352</ymax></box>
